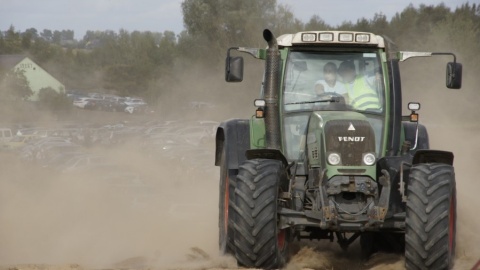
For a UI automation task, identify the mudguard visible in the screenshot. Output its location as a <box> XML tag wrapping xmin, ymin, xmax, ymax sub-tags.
<box><xmin>245</xmin><ymin>148</ymin><xmax>289</xmax><ymax>167</ymax></box>
<box><xmin>402</xmin><ymin>122</ymin><xmax>429</xmax><ymax>151</ymax></box>
<box><xmin>412</xmin><ymin>150</ymin><xmax>454</xmax><ymax>165</ymax></box>
<box><xmin>215</xmin><ymin>119</ymin><xmax>250</xmax><ymax>169</ymax></box>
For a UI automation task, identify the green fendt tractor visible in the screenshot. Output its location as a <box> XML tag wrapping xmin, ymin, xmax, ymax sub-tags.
<box><xmin>215</xmin><ymin>29</ymin><xmax>462</xmax><ymax>269</ymax></box>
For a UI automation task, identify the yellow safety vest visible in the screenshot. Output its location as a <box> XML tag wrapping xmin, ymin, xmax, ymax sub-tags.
<box><xmin>345</xmin><ymin>76</ymin><xmax>381</xmax><ymax>110</ymax></box>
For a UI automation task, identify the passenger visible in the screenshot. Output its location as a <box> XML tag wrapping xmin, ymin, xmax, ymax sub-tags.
<box><xmin>314</xmin><ymin>62</ymin><xmax>347</xmax><ymax>96</ymax></box>
<box><xmin>338</xmin><ymin>60</ymin><xmax>381</xmax><ymax>110</ymax></box>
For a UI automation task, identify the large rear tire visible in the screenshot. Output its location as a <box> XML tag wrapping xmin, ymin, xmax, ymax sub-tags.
<box><xmin>405</xmin><ymin>163</ymin><xmax>456</xmax><ymax>270</ymax></box>
<box><xmin>218</xmin><ymin>148</ymin><xmax>235</xmax><ymax>255</ymax></box>
<box><xmin>233</xmin><ymin>159</ymin><xmax>290</xmax><ymax>269</ymax></box>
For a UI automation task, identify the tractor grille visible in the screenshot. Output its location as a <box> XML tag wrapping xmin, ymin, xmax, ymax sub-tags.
<box><xmin>324</xmin><ymin>120</ymin><xmax>376</xmax><ymax>166</ymax></box>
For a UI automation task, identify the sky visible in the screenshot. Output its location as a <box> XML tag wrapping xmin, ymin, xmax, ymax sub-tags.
<box><xmin>0</xmin><ymin>0</ymin><xmax>467</xmax><ymax>40</ymax></box>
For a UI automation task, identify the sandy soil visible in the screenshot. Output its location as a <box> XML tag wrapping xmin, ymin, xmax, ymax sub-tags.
<box><xmin>0</xmin><ymin>117</ymin><xmax>478</xmax><ymax>270</ymax></box>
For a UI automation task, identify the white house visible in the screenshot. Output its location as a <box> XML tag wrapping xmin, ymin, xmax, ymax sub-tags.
<box><xmin>0</xmin><ymin>55</ymin><xmax>65</xmax><ymax>101</ymax></box>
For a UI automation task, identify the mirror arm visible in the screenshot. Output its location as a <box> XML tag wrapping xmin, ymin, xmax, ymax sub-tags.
<box><xmin>431</xmin><ymin>52</ymin><xmax>457</xmax><ymax>74</ymax></box>
<box><xmin>237</xmin><ymin>47</ymin><xmax>262</xmax><ymax>59</ymax></box>
<box><xmin>227</xmin><ymin>47</ymin><xmax>239</xmax><ymax>58</ymax></box>
<box><xmin>431</xmin><ymin>52</ymin><xmax>456</xmax><ymax>63</ymax></box>
<box><xmin>399</xmin><ymin>51</ymin><xmax>457</xmax><ymax>64</ymax></box>
<box><xmin>226</xmin><ymin>46</ymin><xmax>262</xmax><ymax>75</ymax></box>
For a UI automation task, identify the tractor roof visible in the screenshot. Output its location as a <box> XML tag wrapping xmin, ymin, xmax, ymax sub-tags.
<box><xmin>277</xmin><ymin>31</ymin><xmax>385</xmax><ymax>48</ymax></box>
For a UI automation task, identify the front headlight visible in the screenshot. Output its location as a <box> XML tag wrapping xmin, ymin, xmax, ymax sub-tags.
<box><xmin>363</xmin><ymin>153</ymin><xmax>376</xmax><ymax>166</ymax></box>
<box><xmin>328</xmin><ymin>153</ymin><xmax>341</xmax><ymax>165</ymax></box>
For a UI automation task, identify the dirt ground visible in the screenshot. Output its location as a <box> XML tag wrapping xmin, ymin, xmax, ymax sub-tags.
<box><xmin>0</xmin><ymin>105</ymin><xmax>479</xmax><ymax>270</ymax></box>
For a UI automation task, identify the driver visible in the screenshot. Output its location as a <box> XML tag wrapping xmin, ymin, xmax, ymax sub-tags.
<box><xmin>338</xmin><ymin>60</ymin><xmax>381</xmax><ymax>110</ymax></box>
<box><xmin>314</xmin><ymin>62</ymin><xmax>347</xmax><ymax>96</ymax></box>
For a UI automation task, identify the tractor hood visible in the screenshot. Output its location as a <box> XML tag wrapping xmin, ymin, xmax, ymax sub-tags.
<box><xmin>306</xmin><ymin>111</ymin><xmax>377</xmax><ymax>178</ymax></box>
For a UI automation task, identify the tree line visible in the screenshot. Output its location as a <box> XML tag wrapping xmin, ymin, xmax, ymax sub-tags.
<box><xmin>0</xmin><ymin>1</ymin><xmax>478</xmax><ymax>109</ymax></box>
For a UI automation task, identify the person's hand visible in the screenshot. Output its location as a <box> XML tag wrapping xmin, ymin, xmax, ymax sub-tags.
<box><xmin>315</xmin><ymin>83</ymin><xmax>325</xmax><ymax>94</ymax></box>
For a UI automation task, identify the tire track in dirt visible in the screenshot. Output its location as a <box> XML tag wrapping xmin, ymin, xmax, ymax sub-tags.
<box><xmin>0</xmin><ymin>123</ymin><xmax>478</xmax><ymax>270</ymax></box>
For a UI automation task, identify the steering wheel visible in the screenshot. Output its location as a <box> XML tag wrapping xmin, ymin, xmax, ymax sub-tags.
<box><xmin>316</xmin><ymin>92</ymin><xmax>346</xmax><ymax>103</ymax></box>
<box><xmin>313</xmin><ymin>92</ymin><xmax>354</xmax><ymax>110</ymax></box>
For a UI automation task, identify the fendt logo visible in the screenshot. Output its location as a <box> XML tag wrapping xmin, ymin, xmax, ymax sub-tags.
<box><xmin>338</xmin><ymin>136</ymin><xmax>365</xmax><ymax>142</ymax></box>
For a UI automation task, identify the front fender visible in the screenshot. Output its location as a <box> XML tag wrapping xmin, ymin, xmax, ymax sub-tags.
<box><xmin>215</xmin><ymin>119</ymin><xmax>250</xmax><ymax>169</ymax></box>
<box><xmin>412</xmin><ymin>150</ymin><xmax>454</xmax><ymax>166</ymax></box>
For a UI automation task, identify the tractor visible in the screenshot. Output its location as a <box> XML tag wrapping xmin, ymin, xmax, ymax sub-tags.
<box><xmin>215</xmin><ymin>29</ymin><xmax>462</xmax><ymax>269</ymax></box>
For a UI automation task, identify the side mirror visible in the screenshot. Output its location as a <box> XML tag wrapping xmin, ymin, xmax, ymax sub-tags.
<box><xmin>446</xmin><ymin>62</ymin><xmax>462</xmax><ymax>89</ymax></box>
<box><xmin>225</xmin><ymin>56</ymin><xmax>244</xmax><ymax>82</ymax></box>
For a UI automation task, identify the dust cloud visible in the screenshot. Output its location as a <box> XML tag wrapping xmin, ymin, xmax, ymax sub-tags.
<box><xmin>0</xmin><ymin>62</ymin><xmax>256</xmax><ymax>269</ymax></box>
<box><xmin>0</xmin><ymin>118</ymin><xmax>222</xmax><ymax>268</ymax></box>
<box><xmin>0</xmin><ymin>52</ymin><xmax>479</xmax><ymax>270</ymax></box>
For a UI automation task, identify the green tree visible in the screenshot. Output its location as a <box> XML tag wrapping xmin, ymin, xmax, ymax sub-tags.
<box><xmin>53</xmin><ymin>30</ymin><xmax>62</xmax><ymax>44</ymax></box>
<box><xmin>2</xmin><ymin>1</ymin><xmax>478</xmax><ymax>114</ymax></box>
<box><xmin>304</xmin><ymin>15</ymin><xmax>331</xmax><ymax>31</ymax></box>
<box><xmin>37</xmin><ymin>87</ymin><xmax>71</xmax><ymax>112</ymax></box>
<box><xmin>0</xmin><ymin>25</ymin><xmax>22</xmax><ymax>54</ymax></box>
<box><xmin>273</xmin><ymin>4</ymin><xmax>304</xmax><ymax>34</ymax></box>
<box><xmin>181</xmin><ymin>0</ymin><xmax>277</xmax><ymax>62</ymax></box>
<box><xmin>156</xmin><ymin>31</ymin><xmax>177</xmax><ymax>67</ymax></box>
<box><xmin>21</xmin><ymin>28</ymin><xmax>39</xmax><ymax>49</ymax></box>
<box><xmin>390</xmin><ymin>4</ymin><xmax>451</xmax><ymax>49</ymax></box>
<box><xmin>0</xmin><ymin>69</ymin><xmax>33</xmax><ymax>100</ymax></box>
<box><xmin>369</xmin><ymin>13</ymin><xmax>389</xmax><ymax>36</ymax></box>
<box><xmin>25</xmin><ymin>28</ymin><xmax>38</xmax><ymax>39</ymax></box>
<box><xmin>426</xmin><ymin>3</ymin><xmax>480</xmax><ymax>71</ymax></box>
<box><xmin>29</xmin><ymin>37</ymin><xmax>62</xmax><ymax>64</ymax></box>
<box><xmin>41</xmin><ymin>29</ymin><xmax>53</xmax><ymax>41</ymax></box>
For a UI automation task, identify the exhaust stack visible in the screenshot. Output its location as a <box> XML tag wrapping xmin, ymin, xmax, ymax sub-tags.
<box><xmin>263</xmin><ymin>29</ymin><xmax>282</xmax><ymax>150</ymax></box>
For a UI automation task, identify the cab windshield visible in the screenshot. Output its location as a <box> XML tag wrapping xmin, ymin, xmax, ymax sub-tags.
<box><xmin>281</xmin><ymin>50</ymin><xmax>386</xmax><ymax>161</ymax></box>
<box><xmin>283</xmin><ymin>50</ymin><xmax>385</xmax><ymax>113</ymax></box>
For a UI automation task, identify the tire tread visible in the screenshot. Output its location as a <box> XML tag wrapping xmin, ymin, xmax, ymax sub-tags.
<box><xmin>405</xmin><ymin>163</ymin><xmax>456</xmax><ymax>270</ymax></box>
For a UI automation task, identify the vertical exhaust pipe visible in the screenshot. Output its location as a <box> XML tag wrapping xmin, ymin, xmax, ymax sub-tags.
<box><xmin>263</xmin><ymin>29</ymin><xmax>282</xmax><ymax>150</ymax></box>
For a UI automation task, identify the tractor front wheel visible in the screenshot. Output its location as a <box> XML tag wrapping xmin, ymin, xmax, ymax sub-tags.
<box><xmin>405</xmin><ymin>163</ymin><xmax>456</xmax><ymax>270</ymax></box>
<box><xmin>233</xmin><ymin>159</ymin><xmax>290</xmax><ymax>269</ymax></box>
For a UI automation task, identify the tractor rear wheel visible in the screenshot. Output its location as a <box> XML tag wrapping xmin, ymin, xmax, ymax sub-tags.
<box><xmin>405</xmin><ymin>163</ymin><xmax>456</xmax><ymax>270</ymax></box>
<box><xmin>233</xmin><ymin>159</ymin><xmax>290</xmax><ymax>269</ymax></box>
<box><xmin>218</xmin><ymin>148</ymin><xmax>235</xmax><ymax>255</ymax></box>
